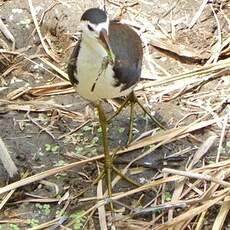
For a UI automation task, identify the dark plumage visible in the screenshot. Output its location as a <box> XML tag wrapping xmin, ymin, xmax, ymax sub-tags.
<box><xmin>67</xmin><ymin>41</ymin><xmax>80</xmax><ymax>85</ymax></box>
<box><xmin>80</xmin><ymin>8</ymin><xmax>107</xmax><ymax>24</ymax></box>
<box><xmin>109</xmin><ymin>21</ymin><xmax>143</xmax><ymax>91</ymax></box>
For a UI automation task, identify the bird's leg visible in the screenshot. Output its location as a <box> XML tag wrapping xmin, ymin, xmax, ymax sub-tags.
<box><xmin>127</xmin><ymin>98</ymin><xmax>134</xmax><ymax>144</ymax></box>
<box><xmin>96</xmin><ymin>102</ymin><xmax>113</xmax><ymax>198</ymax></box>
<box><xmin>129</xmin><ymin>91</ymin><xmax>165</xmax><ymax>130</ymax></box>
<box><xmin>108</xmin><ymin>91</ymin><xmax>164</xmax><ymax>144</ymax></box>
<box><xmin>126</xmin><ymin>91</ymin><xmax>165</xmax><ymax>144</ymax></box>
<box><xmin>96</xmin><ymin>103</ymin><xmax>141</xmax><ymax>198</ymax></box>
<box><xmin>107</xmin><ymin>93</ymin><xmax>132</xmax><ymax>123</ymax></box>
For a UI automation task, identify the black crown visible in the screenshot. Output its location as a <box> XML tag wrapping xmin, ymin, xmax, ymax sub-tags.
<box><xmin>81</xmin><ymin>8</ymin><xmax>107</xmax><ymax>25</ymax></box>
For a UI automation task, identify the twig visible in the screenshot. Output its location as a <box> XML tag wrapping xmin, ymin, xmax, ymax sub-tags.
<box><xmin>133</xmin><ymin>202</ymin><xmax>187</xmax><ymax>215</ymax></box>
<box><xmin>162</xmin><ymin>168</ymin><xmax>230</xmax><ymax>188</ymax></box>
<box><xmin>97</xmin><ymin>178</ymin><xmax>108</xmax><ymax>230</ymax></box>
<box><xmin>189</xmin><ymin>0</ymin><xmax>209</xmax><ymax>29</ymax></box>
<box><xmin>0</xmin><ymin>190</ymin><xmax>16</xmax><ymax>210</ymax></box>
<box><xmin>0</xmin><ymin>18</ymin><xmax>15</xmax><ymax>49</ymax></box>
<box><xmin>27</xmin><ymin>0</ymin><xmax>59</xmax><ymax>62</ymax></box>
<box><xmin>140</xmin><ymin>58</ymin><xmax>230</xmax><ymax>90</ymax></box>
<box><xmin>206</xmin><ymin>4</ymin><xmax>222</xmax><ymax>64</ymax></box>
<box><xmin>157</xmin><ymin>193</ymin><xmax>227</xmax><ymax>229</ymax></box>
<box><xmin>31</xmin><ymin>2</ymin><xmax>60</xmax><ymax>37</ymax></box>
<box><xmin>216</xmin><ymin>114</ymin><xmax>229</xmax><ymax>162</ymax></box>
<box><xmin>26</xmin><ymin>113</ymin><xmax>56</xmax><ymax>140</ymax></box>
<box><xmin>0</xmin><ymin>137</ymin><xmax>18</xmax><ymax>177</ymax></box>
<box><xmin>58</xmin><ymin>119</ymin><xmax>91</xmax><ymax>140</ymax></box>
<box><xmin>187</xmin><ymin>135</ymin><xmax>217</xmax><ymax>169</ymax></box>
<box><xmin>159</xmin><ymin>0</ymin><xmax>180</xmax><ymax>22</ymax></box>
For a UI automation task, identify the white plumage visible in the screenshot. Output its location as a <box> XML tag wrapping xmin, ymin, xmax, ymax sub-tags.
<box><xmin>75</xmin><ymin>33</ymin><xmax>133</xmax><ymax>101</ymax></box>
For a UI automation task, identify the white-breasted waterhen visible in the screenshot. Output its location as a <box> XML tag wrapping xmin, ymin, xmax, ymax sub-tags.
<box><xmin>68</xmin><ymin>8</ymin><xmax>163</xmax><ymax>198</ymax></box>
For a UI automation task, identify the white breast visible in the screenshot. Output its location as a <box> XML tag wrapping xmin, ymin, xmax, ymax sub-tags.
<box><xmin>75</xmin><ymin>36</ymin><xmax>132</xmax><ymax>102</ymax></box>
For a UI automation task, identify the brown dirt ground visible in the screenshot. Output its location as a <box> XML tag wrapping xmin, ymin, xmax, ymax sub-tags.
<box><xmin>0</xmin><ymin>0</ymin><xmax>229</xmax><ymax>229</ymax></box>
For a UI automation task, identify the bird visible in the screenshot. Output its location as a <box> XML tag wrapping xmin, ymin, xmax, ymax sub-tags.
<box><xmin>67</xmin><ymin>8</ymin><xmax>163</xmax><ymax>197</ymax></box>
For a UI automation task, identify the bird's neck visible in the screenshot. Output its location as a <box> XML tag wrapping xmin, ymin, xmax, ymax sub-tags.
<box><xmin>81</xmin><ymin>35</ymin><xmax>107</xmax><ymax>58</ymax></box>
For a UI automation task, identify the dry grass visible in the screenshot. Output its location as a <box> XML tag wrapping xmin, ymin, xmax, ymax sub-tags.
<box><xmin>0</xmin><ymin>0</ymin><xmax>229</xmax><ymax>229</ymax></box>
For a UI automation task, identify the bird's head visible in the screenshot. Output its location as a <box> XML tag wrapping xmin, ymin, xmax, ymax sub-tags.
<box><xmin>80</xmin><ymin>8</ymin><xmax>114</xmax><ymax>61</ymax></box>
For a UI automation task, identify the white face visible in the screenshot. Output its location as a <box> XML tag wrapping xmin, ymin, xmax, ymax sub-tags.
<box><xmin>80</xmin><ymin>18</ymin><xmax>109</xmax><ymax>39</ymax></box>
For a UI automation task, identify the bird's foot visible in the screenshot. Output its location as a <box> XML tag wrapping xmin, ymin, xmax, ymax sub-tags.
<box><xmin>74</xmin><ymin>160</ymin><xmax>140</xmax><ymax>211</ymax></box>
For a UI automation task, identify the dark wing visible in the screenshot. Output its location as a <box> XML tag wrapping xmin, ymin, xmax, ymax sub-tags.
<box><xmin>67</xmin><ymin>40</ymin><xmax>81</xmax><ymax>85</ymax></box>
<box><xmin>109</xmin><ymin>21</ymin><xmax>143</xmax><ymax>91</ymax></box>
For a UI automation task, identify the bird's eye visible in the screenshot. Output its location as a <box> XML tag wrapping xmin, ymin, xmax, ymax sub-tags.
<box><xmin>87</xmin><ymin>25</ymin><xmax>94</xmax><ymax>31</ymax></box>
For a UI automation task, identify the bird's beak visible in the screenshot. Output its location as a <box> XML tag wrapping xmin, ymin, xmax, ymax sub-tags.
<box><xmin>99</xmin><ymin>29</ymin><xmax>111</xmax><ymax>52</ymax></box>
<box><xmin>99</xmin><ymin>29</ymin><xmax>115</xmax><ymax>62</ymax></box>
